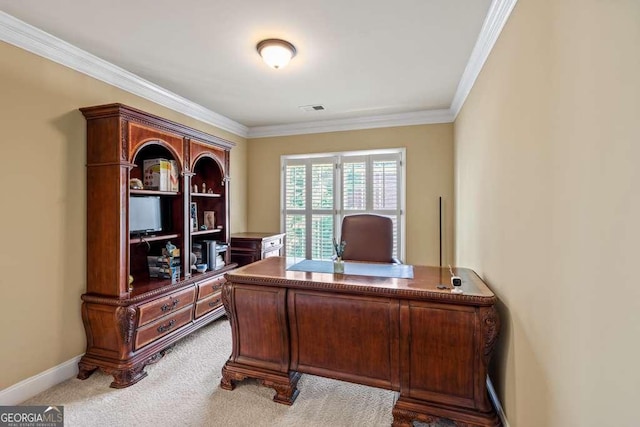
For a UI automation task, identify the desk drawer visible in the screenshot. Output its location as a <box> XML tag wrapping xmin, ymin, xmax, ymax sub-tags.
<box><xmin>195</xmin><ymin>291</ymin><xmax>223</xmax><ymax>319</ymax></box>
<box><xmin>134</xmin><ymin>305</ymin><xmax>193</xmax><ymax>350</ymax></box>
<box><xmin>137</xmin><ymin>287</ymin><xmax>196</xmax><ymax>327</ymax></box>
<box><xmin>196</xmin><ymin>276</ymin><xmax>225</xmax><ymax>300</ymax></box>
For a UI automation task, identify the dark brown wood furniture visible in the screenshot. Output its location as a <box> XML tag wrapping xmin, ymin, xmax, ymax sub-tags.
<box><xmin>221</xmin><ymin>257</ymin><xmax>500</xmax><ymax>427</ymax></box>
<box><xmin>78</xmin><ymin>103</ymin><xmax>236</xmax><ymax>388</ymax></box>
<box><xmin>341</xmin><ymin>214</ymin><xmax>395</xmax><ymax>263</ymax></box>
<box><xmin>230</xmin><ymin>232</ymin><xmax>285</xmax><ymax>267</ymax></box>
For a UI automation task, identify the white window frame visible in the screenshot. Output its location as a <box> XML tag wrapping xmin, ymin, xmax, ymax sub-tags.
<box><xmin>281</xmin><ymin>148</ymin><xmax>406</xmax><ymax>262</ymax></box>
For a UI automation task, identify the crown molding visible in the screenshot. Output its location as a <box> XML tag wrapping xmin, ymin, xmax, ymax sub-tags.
<box><xmin>0</xmin><ymin>11</ymin><xmax>248</xmax><ymax>138</ymax></box>
<box><xmin>1</xmin><ymin>0</ymin><xmax>517</xmax><ymax>139</ymax></box>
<box><xmin>247</xmin><ymin>109</ymin><xmax>454</xmax><ymax>139</ymax></box>
<box><xmin>450</xmin><ymin>0</ymin><xmax>518</xmax><ymax>118</ymax></box>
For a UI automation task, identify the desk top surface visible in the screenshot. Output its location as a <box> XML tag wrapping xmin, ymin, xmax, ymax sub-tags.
<box><xmin>225</xmin><ymin>257</ymin><xmax>496</xmax><ymax>305</ymax></box>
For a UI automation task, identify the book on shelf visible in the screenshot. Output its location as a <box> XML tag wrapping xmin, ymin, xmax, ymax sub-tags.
<box><xmin>147</xmin><ymin>255</ymin><xmax>181</xmax><ymax>268</ymax></box>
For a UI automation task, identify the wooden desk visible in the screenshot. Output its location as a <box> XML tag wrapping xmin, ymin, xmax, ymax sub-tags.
<box><xmin>220</xmin><ymin>257</ymin><xmax>500</xmax><ymax>427</ymax></box>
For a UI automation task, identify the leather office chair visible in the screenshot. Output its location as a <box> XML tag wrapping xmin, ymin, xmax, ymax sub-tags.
<box><xmin>339</xmin><ymin>214</ymin><xmax>399</xmax><ymax>263</ymax></box>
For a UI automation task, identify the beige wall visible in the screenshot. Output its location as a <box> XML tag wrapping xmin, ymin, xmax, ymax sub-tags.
<box><xmin>454</xmin><ymin>0</ymin><xmax>640</xmax><ymax>426</ymax></box>
<box><xmin>0</xmin><ymin>41</ymin><xmax>247</xmax><ymax>389</ymax></box>
<box><xmin>247</xmin><ymin>124</ymin><xmax>454</xmax><ymax>266</ymax></box>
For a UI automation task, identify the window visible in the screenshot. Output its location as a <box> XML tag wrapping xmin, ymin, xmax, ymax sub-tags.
<box><xmin>282</xmin><ymin>149</ymin><xmax>405</xmax><ymax>261</ymax></box>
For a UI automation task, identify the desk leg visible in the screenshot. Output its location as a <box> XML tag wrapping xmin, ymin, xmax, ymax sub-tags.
<box><xmin>392</xmin><ymin>397</ymin><xmax>500</xmax><ymax>427</ymax></box>
<box><xmin>221</xmin><ymin>361</ymin><xmax>301</xmax><ymax>405</ymax></box>
<box><xmin>260</xmin><ymin>371</ymin><xmax>301</xmax><ymax>405</ymax></box>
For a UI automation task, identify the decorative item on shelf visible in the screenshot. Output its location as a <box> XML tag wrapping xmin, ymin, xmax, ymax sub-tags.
<box><xmin>171</xmin><ymin>270</ymin><xmax>180</xmax><ymax>284</ymax></box>
<box><xmin>190</xmin><ymin>252</ymin><xmax>197</xmax><ymax>270</ymax></box>
<box><xmin>192</xmin><ymin>243</ymin><xmax>203</xmax><ymax>265</ymax></box>
<box><xmin>215</xmin><ymin>254</ymin><xmax>225</xmax><ymax>270</ymax></box>
<box><xmin>196</xmin><ymin>263</ymin><xmax>207</xmax><ymax>273</ymax></box>
<box><xmin>169</xmin><ymin>160</ymin><xmax>179</xmax><ymax>192</ymax></box>
<box><xmin>128</xmin><ymin>275</ymin><xmax>134</xmax><ymax>291</ymax></box>
<box><xmin>163</xmin><ymin>241</ymin><xmax>179</xmax><ymax>258</ymax></box>
<box><xmin>207</xmin><ymin>189</ymin><xmax>214</xmax><ymax>194</ymax></box>
<box><xmin>190</xmin><ymin>202</ymin><xmax>198</xmax><ymax>231</ymax></box>
<box><xmin>192</xmin><ymin>184</ymin><xmax>198</xmax><ymax>193</ymax></box>
<box><xmin>201</xmin><ymin>182</ymin><xmax>206</xmax><ymax>193</ymax></box>
<box><xmin>200</xmin><ymin>224</ymin><xmax>208</xmax><ymax>230</ymax></box>
<box><xmin>204</xmin><ymin>211</ymin><xmax>215</xmax><ymax>230</ymax></box>
<box><xmin>129</xmin><ymin>178</ymin><xmax>143</xmax><ymax>190</ymax></box>
<box><xmin>202</xmin><ymin>240</ymin><xmax>218</xmax><ymax>270</ymax></box>
<box><xmin>332</xmin><ymin>237</ymin><xmax>346</xmax><ymax>274</ymax></box>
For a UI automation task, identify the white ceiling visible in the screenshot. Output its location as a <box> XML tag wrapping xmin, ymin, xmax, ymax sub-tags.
<box><xmin>0</xmin><ymin>0</ymin><xmax>509</xmax><ymax>137</ymax></box>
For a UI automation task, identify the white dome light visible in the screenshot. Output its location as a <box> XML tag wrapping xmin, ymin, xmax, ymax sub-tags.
<box><xmin>257</xmin><ymin>39</ymin><xmax>297</xmax><ymax>69</ymax></box>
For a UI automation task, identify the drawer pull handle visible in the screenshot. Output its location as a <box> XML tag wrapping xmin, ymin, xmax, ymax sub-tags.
<box><xmin>161</xmin><ymin>299</ymin><xmax>179</xmax><ymax>312</ymax></box>
<box><xmin>157</xmin><ymin>319</ymin><xmax>176</xmax><ymax>333</ymax></box>
<box><xmin>209</xmin><ymin>299</ymin><xmax>221</xmax><ymax>307</ymax></box>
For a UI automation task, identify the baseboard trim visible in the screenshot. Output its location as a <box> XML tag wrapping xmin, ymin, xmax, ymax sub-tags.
<box><xmin>487</xmin><ymin>376</ymin><xmax>510</xmax><ymax>427</ymax></box>
<box><xmin>2</xmin><ymin>354</ymin><xmax>510</xmax><ymax>424</ymax></box>
<box><xmin>0</xmin><ymin>355</ymin><xmax>82</xmax><ymax>405</ymax></box>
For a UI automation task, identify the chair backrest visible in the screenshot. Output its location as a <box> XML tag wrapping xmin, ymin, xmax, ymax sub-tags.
<box><xmin>340</xmin><ymin>214</ymin><xmax>394</xmax><ymax>263</ymax></box>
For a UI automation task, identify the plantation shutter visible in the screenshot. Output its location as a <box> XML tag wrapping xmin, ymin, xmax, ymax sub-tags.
<box><xmin>282</xmin><ymin>150</ymin><xmax>403</xmax><ymax>261</ymax></box>
<box><xmin>283</xmin><ymin>157</ymin><xmax>337</xmax><ymax>260</ymax></box>
<box><xmin>284</xmin><ymin>162</ymin><xmax>306</xmax><ymax>258</ymax></box>
<box><xmin>339</xmin><ymin>153</ymin><xmax>401</xmax><ymax>258</ymax></box>
<box><xmin>310</xmin><ymin>161</ymin><xmax>335</xmax><ymax>260</ymax></box>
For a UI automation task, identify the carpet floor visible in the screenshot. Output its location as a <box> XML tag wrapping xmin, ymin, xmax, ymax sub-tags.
<box><xmin>23</xmin><ymin>318</ymin><xmax>453</xmax><ymax>426</ymax></box>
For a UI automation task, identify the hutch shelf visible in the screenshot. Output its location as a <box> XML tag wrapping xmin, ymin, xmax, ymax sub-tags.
<box><xmin>78</xmin><ymin>103</ymin><xmax>236</xmax><ymax>388</ymax></box>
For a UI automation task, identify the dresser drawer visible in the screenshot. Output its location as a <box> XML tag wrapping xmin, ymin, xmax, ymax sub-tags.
<box><xmin>263</xmin><ymin>236</ymin><xmax>284</xmax><ymax>251</ymax></box>
<box><xmin>196</xmin><ymin>276</ymin><xmax>225</xmax><ymax>300</ymax></box>
<box><xmin>134</xmin><ymin>306</ymin><xmax>193</xmax><ymax>350</ymax></box>
<box><xmin>262</xmin><ymin>236</ymin><xmax>284</xmax><ymax>258</ymax></box>
<box><xmin>195</xmin><ymin>291</ymin><xmax>223</xmax><ymax>319</ymax></box>
<box><xmin>264</xmin><ymin>249</ymin><xmax>281</xmax><ymax>258</ymax></box>
<box><xmin>137</xmin><ymin>287</ymin><xmax>196</xmax><ymax>327</ymax></box>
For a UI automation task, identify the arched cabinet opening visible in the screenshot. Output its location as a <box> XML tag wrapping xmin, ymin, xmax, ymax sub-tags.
<box><xmin>129</xmin><ymin>143</ymin><xmax>184</xmax><ymax>292</ymax></box>
<box><xmin>190</xmin><ymin>153</ymin><xmax>230</xmax><ymax>272</ymax></box>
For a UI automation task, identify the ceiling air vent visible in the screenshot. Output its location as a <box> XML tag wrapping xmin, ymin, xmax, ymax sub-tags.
<box><xmin>299</xmin><ymin>105</ymin><xmax>326</xmax><ymax>112</ymax></box>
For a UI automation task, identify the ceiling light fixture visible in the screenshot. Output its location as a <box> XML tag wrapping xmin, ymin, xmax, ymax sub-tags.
<box><xmin>257</xmin><ymin>39</ymin><xmax>297</xmax><ymax>69</ymax></box>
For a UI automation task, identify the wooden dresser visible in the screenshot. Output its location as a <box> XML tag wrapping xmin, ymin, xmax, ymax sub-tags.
<box><xmin>230</xmin><ymin>232</ymin><xmax>285</xmax><ymax>267</ymax></box>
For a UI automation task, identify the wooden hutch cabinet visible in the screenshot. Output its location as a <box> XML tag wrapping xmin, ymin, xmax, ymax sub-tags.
<box><xmin>78</xmin><ymin>104</ymin><xmax>236</xmax><ymax>388</ymax></box>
